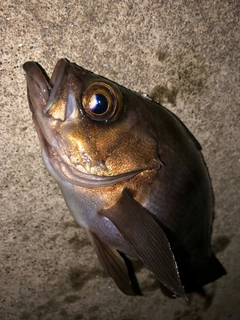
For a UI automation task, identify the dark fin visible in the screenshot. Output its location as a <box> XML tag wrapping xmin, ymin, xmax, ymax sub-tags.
<box><xmin>99</xmin><ymin>188</ymin><xmax>186</xmax><ymax>298</ymax></box>
<box><xmin>118</xmin><ymin>251</ymin><xmax>143</xmax><ymax>296</ymax></box>
<box><xmin>193</xmin><ymin>253</ymin><xmax>226</xmax><ymax>288</ymax></box>
<box><xmin>87</xmin><ymin>231</ymin><xmax>135</xmax><ymax>296</ymax></box>
<box><xmin>178</xmin><ymin>253</ymin><xmax>226</xmax><ymax>294</ymax></box>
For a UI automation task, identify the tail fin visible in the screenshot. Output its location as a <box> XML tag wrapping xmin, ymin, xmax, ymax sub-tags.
<box><xmin>178</xmin><ymin>254</ymin><xmax>226</xmax><ymax>293</ymax></box>
<box><xmin>194</xmin><ymin>254</ymin><xmax>226</xmax><ymax>287</ymax></box>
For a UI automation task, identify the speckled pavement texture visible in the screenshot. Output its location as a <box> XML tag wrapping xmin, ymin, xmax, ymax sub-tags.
<box><xmin>1</xmin><ymin>1</ymin><xmax>240</xmax><ymax>319</ymax></box>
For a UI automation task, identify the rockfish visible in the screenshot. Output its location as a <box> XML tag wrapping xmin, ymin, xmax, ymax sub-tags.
<box><xmin>23</xmin><ymin>59</ymin><xmax>226</xmax><ymax>297</ymax></box>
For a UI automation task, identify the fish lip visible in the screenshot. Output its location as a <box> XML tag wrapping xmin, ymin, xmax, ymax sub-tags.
<box><xmin>23</xmin><ymin>59</ymin><xmax>70</xmax><ymax>115</ymax></box>
<box><xmin>23</xmin><ymin>61</ymin><xmax>52</xmax><ymax>114</ymax></box>
<box><xmin>50</xmin><ymin>59</ymin><xmax>68</xmax><ymax>86</ymax></box>
<box><xmin>42</xmin><ymin>59</ymin><xmax>70</xmax><ymax>117</ymax></box>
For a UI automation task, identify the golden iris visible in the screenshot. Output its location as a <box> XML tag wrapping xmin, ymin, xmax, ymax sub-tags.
<box><xmin>82</xmin><ymin>81</ymin><xmax>123</xmax><ymax>122</ymax></box>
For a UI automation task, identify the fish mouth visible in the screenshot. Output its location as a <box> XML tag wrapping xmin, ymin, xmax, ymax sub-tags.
<box><xmin>23</xmin><ymin>59</ymin><xmax>144</xmax><ymax>188</ymax></box>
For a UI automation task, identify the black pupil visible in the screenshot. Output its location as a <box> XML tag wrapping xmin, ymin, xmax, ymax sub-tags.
<box><xmin>89</xmin><ymin>94</ymin><xmax>108</xmax><ymax>115</ymax></box>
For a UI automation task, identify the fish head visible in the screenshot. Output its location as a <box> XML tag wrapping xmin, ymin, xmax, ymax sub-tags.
<box><xmin>23</xmin><ymin>59</ymin><xmax>161</xmax><ymax>189</ymax></box>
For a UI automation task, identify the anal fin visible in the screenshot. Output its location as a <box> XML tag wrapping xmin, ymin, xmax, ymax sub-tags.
<box><xmin>87</xmin><ymin>230</ymin><xmax>136</xmax><ymax>296</ymax></box>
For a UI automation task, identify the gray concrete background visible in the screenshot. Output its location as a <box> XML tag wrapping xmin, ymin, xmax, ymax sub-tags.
<box><xmin>1</xmin><ymin>1</ymin><xmax>239</xmax><ymax>319</ymax></box>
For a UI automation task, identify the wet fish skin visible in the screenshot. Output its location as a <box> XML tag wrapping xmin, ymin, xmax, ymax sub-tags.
<box><xmin>23</xmin><ymin>59</ymin><xmax>226</xmax><ymax>297</ymax></box>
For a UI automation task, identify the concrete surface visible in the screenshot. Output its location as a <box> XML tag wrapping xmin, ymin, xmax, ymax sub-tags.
<box><xmin>1</xmin><ymin>1</ymin><xmax>239</xmax><ymax>319</ymax></box>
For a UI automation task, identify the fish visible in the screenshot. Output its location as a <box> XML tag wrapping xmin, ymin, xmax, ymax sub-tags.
<box><xmin>23</xmin><ymin>59</ymin><xmax>226</xmax><ymax>297</ymax></box>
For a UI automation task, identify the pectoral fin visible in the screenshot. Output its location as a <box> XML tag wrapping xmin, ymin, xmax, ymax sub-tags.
<box><xmin>87</xmin><ymin>230</ymin><xmax>136</xmax><ymax>295</ymax></box>
<box><xmin>99</xmin><ymin>188</ymin><xmax>186</xmax><ymax>298</ymax></box>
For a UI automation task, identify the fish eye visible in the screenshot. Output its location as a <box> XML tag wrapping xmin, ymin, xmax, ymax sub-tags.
<box><xmin>82</xmin><ymin>81</ymin><xmax>123</xmax><ymax>122</ymax></box>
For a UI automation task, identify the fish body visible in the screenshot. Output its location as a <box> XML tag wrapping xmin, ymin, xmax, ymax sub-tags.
<box><xmin>23</xmin><ymin>59</ymin><xmax>226</xmax><ymax>297</ymax></box>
